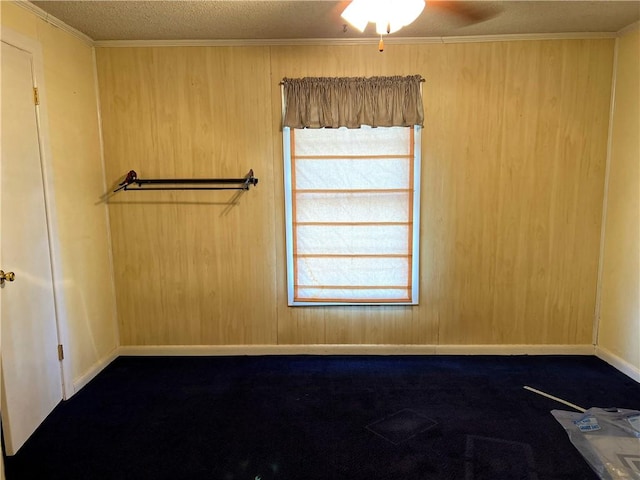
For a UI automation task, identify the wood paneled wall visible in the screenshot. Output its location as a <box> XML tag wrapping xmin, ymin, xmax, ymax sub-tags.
<box><xmin>598</xmin><ymin>28</ymin><xmax>640</xmax><ymax>371</ymax></box>
<box><xmin>96</xmin><ymin>39</ymin><xmax>614</xmax><ymax>347</ymax></box>
<box><xmin>97</xmin><ymin>47</ymin><xmax>277</xmax><ymax>345</ymax></box>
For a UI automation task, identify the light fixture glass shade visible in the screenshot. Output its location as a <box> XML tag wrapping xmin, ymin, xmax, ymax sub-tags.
<box><xmin>341</xmin><ymin>0</ymin><xmax>425</xmax><ymax>35</ymax></box>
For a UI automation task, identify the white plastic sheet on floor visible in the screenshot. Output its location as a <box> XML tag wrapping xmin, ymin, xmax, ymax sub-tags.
<box><xmin>552</xmin><ymin>407</ymin><xmax>640</xmax><ymax>479</ymax></box>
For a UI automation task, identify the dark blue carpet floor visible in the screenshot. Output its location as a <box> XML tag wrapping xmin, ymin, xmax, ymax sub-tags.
<box><xmin>4</xmin><ymin>355</ymin><xmax>639</xmax><ymax>480</ymax></box>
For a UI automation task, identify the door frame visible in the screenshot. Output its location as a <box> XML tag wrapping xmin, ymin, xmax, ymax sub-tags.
<box><xmin>1</xmin><ymin>26</ymin><xmax>74</xmax><ymax>400</ymax></box>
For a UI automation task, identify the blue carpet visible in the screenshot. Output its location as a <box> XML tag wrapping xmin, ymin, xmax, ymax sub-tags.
<box><xmin>4</xmin><ymin>355</ymin><xmax>639</xmax><ymax>479</ymax></box>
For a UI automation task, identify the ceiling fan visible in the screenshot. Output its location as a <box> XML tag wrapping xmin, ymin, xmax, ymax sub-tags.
<box><xmin>340</xmin><ymin>0</ymin><xmax>498</xmax><ymax>50</ymax></box>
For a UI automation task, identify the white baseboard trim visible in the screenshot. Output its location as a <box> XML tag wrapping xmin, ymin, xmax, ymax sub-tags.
<box><xmin>435</xmin><ymin>344</ymin><xmax>595</xmax><ymax>355</ymax></box>
<box><xmin>595</xmin><ymin>346</ymin><xmax>640</xmax><ymax>383</ymax></box>
<box><xmin>71</xmin><ymin>348</ymin><xmax>120</xmax><ymax>396</ymax></box>
<box><xmin>70</xmin><ymin>345</ymin><xmax>638</xmax><ymax>393</ymax></box>
<box><xmin>118</xmin><ymin>344</ymin><xmax>595</xmax><ymax>357</ymax></box>
<box><xmin>119</xmin><ymin>345</ymin><xmax>437</xmax><ymax>356</ymax></box>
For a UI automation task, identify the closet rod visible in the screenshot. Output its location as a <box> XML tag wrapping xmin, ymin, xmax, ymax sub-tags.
<box><xmin>114</xmin><ymin>170</ymin><xmax>258</xmax><ymax>192</ymax></box>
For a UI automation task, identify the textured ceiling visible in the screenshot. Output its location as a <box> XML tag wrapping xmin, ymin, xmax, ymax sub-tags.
<box><xmin>30</xmin><ymin>0</ymin><xmax>640</xmax><ymax>42</ymax></box>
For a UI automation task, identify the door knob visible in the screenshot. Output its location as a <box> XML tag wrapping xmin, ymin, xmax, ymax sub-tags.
<box><xmin>0</xmin><ymin>270</ymin><xmax>15</xmax><ymax>285</ymax></box>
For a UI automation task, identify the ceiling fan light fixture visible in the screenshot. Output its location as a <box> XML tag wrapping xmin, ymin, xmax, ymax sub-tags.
<box><xmin>340</xmin><ymin>0</ymin><xmax>370</xmax><ymax>32</ymax></box>
<box><xmin>341</xmin><ymin>0</ymin><xmax>425</xmax><ymax>35</ymax></box>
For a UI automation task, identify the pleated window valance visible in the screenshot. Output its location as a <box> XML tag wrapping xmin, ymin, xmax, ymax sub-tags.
<box><xmin>282</xmin><ymin>75</ymin><xmax>424</xmax><ymax>129</ymax></box>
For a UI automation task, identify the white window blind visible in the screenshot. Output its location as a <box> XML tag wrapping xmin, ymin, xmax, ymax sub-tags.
<box><xmin>283</xmin><ymin>125</ymin><xmax>421</xmax><ymax>305</ymax></box>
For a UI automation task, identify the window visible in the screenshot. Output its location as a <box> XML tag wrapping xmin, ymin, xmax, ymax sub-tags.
<box><xmin>281</xmin><ymin>75</ymin><xmax>424</xmax><ymax>306</ymax></box>
<box><xmin>283</xmin><ymin>125</ymin><xmax>421</xmax><ymax>305</ymax></box>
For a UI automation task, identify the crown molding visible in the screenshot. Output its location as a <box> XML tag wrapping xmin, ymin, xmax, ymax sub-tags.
<box><xmin>93</xmin><ymin>31</ymin><xmax>616</xmax><ymax>48</ymax></box>
<box><xmin>11</xmin><ymin>0</ymin><xmax>621</xmax><ymax>49</ymax></box>
<box><xmin>436</xmin><ymin>31</ymin><xmax>615</xmax><ymax>43</ymax></box>
<box><xmin>617</xmin><ymin>20</ymin><xmax>639</xmax><ymax>36</ymax></box>
<box><xmin>14</xmin><ymin>0</ymin><xmax>93</xmax><ymax>45</ymax></box>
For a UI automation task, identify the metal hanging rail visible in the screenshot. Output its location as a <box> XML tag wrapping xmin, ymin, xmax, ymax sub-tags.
<box><xmin>113</xmin><ymin>169</ymin><xmax>258</xmax><ymax>192</ymax></box>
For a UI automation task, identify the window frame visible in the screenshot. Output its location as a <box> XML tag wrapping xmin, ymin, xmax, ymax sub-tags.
<box><xmin>283</xmin><ymin>125</ymin><xmax>422</xmax><ymax>306</ymax></box>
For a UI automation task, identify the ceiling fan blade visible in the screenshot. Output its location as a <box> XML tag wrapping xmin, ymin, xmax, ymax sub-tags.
<box><xmin>333</xmin><ymin>0</ymin><xmax>357</xmax><ymax>32</ymax></box>
<box><xmin>427</xmin><ymin>1</ymin><xmax>502</xmax><ymax>25</ymax></box>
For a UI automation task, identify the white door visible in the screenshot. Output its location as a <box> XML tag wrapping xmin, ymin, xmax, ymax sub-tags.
<box><xmin>1</xmin><ymin>41</ymin><xmax>63</xmax><ymax>456</ymax></box>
